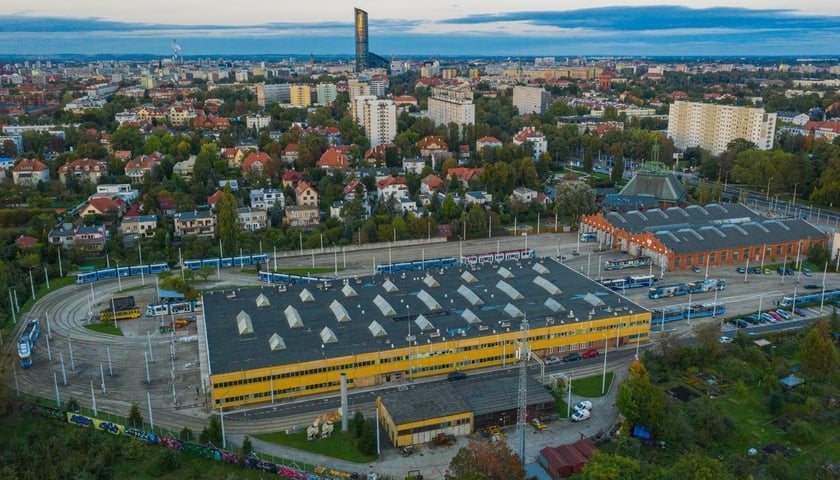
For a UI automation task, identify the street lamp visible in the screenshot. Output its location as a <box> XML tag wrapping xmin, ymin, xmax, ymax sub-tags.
<box><xmin>765</xmin><ymin>177</ymin><xmax>773</xmax><ymax>203</ymax></box>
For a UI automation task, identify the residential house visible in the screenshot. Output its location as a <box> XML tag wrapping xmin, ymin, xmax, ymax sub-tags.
<box><xmin>74</xmin><ymin>225</ymin><xmax>108</xmax><ymax>253</ymax></box>
<box><xmin>207</xmin><ymin>190</ymin><xmax>225</xmax><ymax>209</ymax></box>
<box><xmin>158</xmin><ymin>196</ymin><xmax>176</xmax><ymax>216</ymax></box>
<box><xmin>173</xmin><ymin>156</ymin><xmax>196</xmax><ymax>181</ymax></box>
<box><xmin>465</xmin><ymin>191</ymin><xmax>492</xmax><ymax>206</ymax></box>
<box><xmin>416</xmin><ymin>135</ymin><xmax>452</xmax><ymax>165</ymax></box>
<box><xmin>317</xmin><ymin>147</ymin><xmax>350</xmax><ymax>169</ymax></box>
<box><xmin>241</xmin><ymin>151</ymin><xmax>272</xmax><ymax>174</ymax></box>
<box><xmin>113</xmin><ymin>150</ymin><xmax>132</xmax><ymax>162</ymax></box>
<box><xmin>219</xmin><ymin>180</ymin><xmax>239</xmax><ymax>192</ymax></box>
<box><xmin>512</xmin><ymin>127</ymin><xmax>548</xmax><ymax>160</ymax></box>
<box><xmin>330</xmin><ymin>199</ymin><xmax>371</xmax><ymax>221</ymax></box>
<box><xmin>420</xmin><ymin>174</ymin><xmax>444</xmax><ymax>195</ymax></box>
<box><xmin>12</xmin><ymin>158</ymin><xmax>50</xmax><ymax>185</ymax></box>
<box><xmin>342</xmin><ymin>178</ymin><xmax>366</xmax><ymax>201</ymax></box>
<box><xmin>48</xmin><ymin>227</ymin><xmax>75</xmax><ymax>249</ymax></box>
<box><xmin>173</xmin><ymin>211</ymin><xmax>217</xmax><ymax>237</ymax></box>
<box><xmin>120</xmin><ymin>215</ymin><xmax>157</xmax><ymax>242</ymax></box>
<box><xmin>776</xmin><ymin>111</ymin><xmax>810</xmax><ymax>126</ymax></box>
<box><xmin>364</xmin><ymin>143</ymin><xmax>392</xmax><ymax>167</ymax></box>
<box><xmin>125</xmin><ymin>154</ymin><xmax>161</xmax><ymax>182</ymax></box>
<box><xmin>397</xmin><ymin>197</ymin><xmax>418</xmax><ymax>214</ymax></box>
<box><xmin>281</xmin><ymin>144</ymin><xmax>299</xmax><ymax>165</ymax></box>
<box><xmin>377</xmin><ymin>175</ymin><xmax>409</xmax><ymax>200</ymax></box>
<box><xmin>295</xmin><ymin>182</ymin><xmax>319</xmax><ymax>207</ymax></box>
<box><xmin>237</xmin><ymin>207</ymin><xmax>268</xmax><ymax>232</ymax></box>
<box><xmin>15</xmin><ymin>235</ymin><xmax>38</xmax><ymax>250</ymax></box>
<box><xmin>402</xmin><ymin>157</ymin><xmax>426</xmax><ymax>175</ymax></box>
<box><xmin>285</xmin><ymin>205</ymin><xmax>320</xmax><ymax>229</ymax></box>
<box><xmin>249</xmin><ymin>188</ymin><xmax>286</xmax><ymax>210</ymax></box>
<box><xmin>445</xmin><ymin>167</ymin><xmax>483</xmax><ymax>189</ymax></box>
<box><xmin>221</xmin><ymin>147</ymin><xmax>246</xmax><ymax>169</ymax></box>
<box><xmin>458</xmin><ymin>145</ymin><xmax>470</xmax><ymax>163</ymax></box>
<box><xmin>79</xmin><ymin>197</ymin><xmax>126</xmax><ymax>218</ymax></box>
<box><xmin>512</xmin><ymin>187</ymin><xmax>539</xmax><ymax>204</ymax></box>
<box><xmin>476</xmin><ymin>136</ymin><xmax>502</xmax><ymax>151</ymax></box>
<box><xmin>193</xmin><ymin>115</ymin><xmax>230</xmax><ymax>130</ymax></box>
<box><xmin>96</xmin><ymin>184</ymin><xmax>137</xmax><ymax>203</ymax></box>
<box><xmin>58</xmin><ymin>158</ymin><xmax>109</xmax><ymax>184</ymax></box>
<box><xmin>280</xmin><ymin>170</ymin><xmax>301</xmax><ymax>190</ymax></box>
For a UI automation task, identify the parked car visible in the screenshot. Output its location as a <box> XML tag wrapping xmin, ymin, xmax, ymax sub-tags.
<box><xmin>574</xmin><ymin>400</ymin><xmax>593</xmax><ymax>412</ymax></box>
<box><xmin>768</xmin><ymin>311</ymin><xmax>782</xmax><ymax>321</ymax></box>
<box><xmin>786</xmin><ymin>268</ymin><xmax>795</xmax><ymax>276</ymax></box>
<box><xmin>562</xmin><ymin>353</ymin><xmax>582</xmax><ymax>363</ymax></box>
<box><xmin>693</xmin><ymin>266</ymin><xmax>702</xmax><ymax>273</ymax></box>
<box><xmin>775</xmin><ymin>309</ymin><xmax>792</xmax><ymax>320</ymax></box>
<box><xmin>760</xmin><ymin>312</ymin><xmax>776</xmax><ymax>323</ymax></box>
<box><xmin>730</xmin><ymin>318</ymin><xmax>749</xmax><ymax>328</ymax></box>
<box><xmin>570</xmin><ymin>409</ymin><xmax>591</xmax><ymax>422</ymax></box>
<box><xmin>531</xmin><ymin>418</ymin><xmax>548</xmax><ymax>430</ymax></box>
<box><xmin>794</xmin><ymin>308</ymin><xmax>806</xmax><ymax>317</ymax></box>
<box><xmin>544</xmin><ymin>355</ymin><xmax>561</xmax><ymax>365</ymax></box>
<box><xmin>447</xmin><ymin>372</ymin><xmax>467</xmax><ymax>381</ymax></box>
<box><xmin>719</xmin><ymin>336</ymin><xmax>733</xmax><ymax>344</ymax></box>
<box><xmin>736</xmin><ymin>266</ymin><xmax>746</xmax><ymax>273</ymax></box>
<box><xmin>745</xmin><ymin>314</ymin><xmax>760</xmax><ymax>325</ymax></box>
<box><xmin>804</xmin><ymin>283</ymin><xmax>823</xmax><ymax>290</ymax></box>
<box><xmin>803</xmin><ymin>268</ymin><xmax>813</xmax><ymax>277</ymax></box>
<box><xmin>582</xmin><ymin>348</ymin><xmax>600</xmax><ymax>359</ymax></box>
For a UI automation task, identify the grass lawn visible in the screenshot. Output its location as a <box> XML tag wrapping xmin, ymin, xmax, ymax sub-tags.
<box><xmin>552</xmin><ymin>372</ymin><xmax>615</xmax><ymax>418</ymax></box>
<box><xmin>85</xmin><ymin>323</ymin><xmax>124</xmax><ymax>336</ymax></box>
<box><xmin>255</xmin><ymin>429</ymin><xmax>377</xmax><ymax>464</ymax></box>
<box><xmin>573</xmin><ymin>372</ymin><xmax>614</xmax><ymax>398</ymax></box>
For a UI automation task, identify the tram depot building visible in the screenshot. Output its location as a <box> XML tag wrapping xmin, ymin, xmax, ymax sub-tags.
<box><xmin>199</xmin><ymin>257</ymin><xmax>651</xmax><ymax>441</ymax></box>
<box><xmin>581</xmin><ymin>203</ymin><xmax>828</xmax><ymax>273</ymax></box>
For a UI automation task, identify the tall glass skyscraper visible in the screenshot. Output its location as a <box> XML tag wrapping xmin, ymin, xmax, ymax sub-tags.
<box><xmin>354</xmin><ymin>8</ymin><xmax>369</xmax><ymax>72</ymax></box>
<box><xmin>354</xmin><ymin>8</ymin><xmax>389</xmax><ymax>73</ymax></box>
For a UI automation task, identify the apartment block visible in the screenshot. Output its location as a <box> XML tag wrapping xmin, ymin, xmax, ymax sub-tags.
<box><xmin>428</xmin><ymin>85</ymin><xmax>475</xmax><ymax>131</ymax></box>
<box><xmin>667</xmin><ymin>101</ymin><xmax>777</xmax><ymax>155</ymax></box>
<box><xmin>317</xmin><ymin>83</ymin><xmax>338</xmax><ymax>104</ymax></box>
<box><xmin>289</xmin><ymin>85</ymin><xmax>312</xmax><ymax>107</ymax></box>
<box><xmin>362</xmin><ymin>99</ymin><xmax>397</xmax><ymax>148</ymax></box>
<box><xmin>512</xmin><ymin>86</ymin><xmax>551</xmax><ymax>115</ymax></box>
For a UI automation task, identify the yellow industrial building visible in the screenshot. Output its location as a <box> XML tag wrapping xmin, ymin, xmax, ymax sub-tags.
<box><xmin>200</xmin><ymin>258</ymin><xmax>652</xmax><ymax>410</ymax></box>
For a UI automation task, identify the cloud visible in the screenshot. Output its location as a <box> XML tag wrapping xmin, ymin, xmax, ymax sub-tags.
<box><xmin>1</xmin><ymin>6</ymin><xmax>839</xmax><ymax>56</ymax></box>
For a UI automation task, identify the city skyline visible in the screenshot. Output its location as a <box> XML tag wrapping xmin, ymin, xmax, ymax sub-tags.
<box><xmin>1</xmin><ymin>4</ymin><xmax>840</xmax><ymax>57</ymax></box>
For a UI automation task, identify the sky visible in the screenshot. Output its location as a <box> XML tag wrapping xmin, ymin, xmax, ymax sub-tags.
<box><xmin>1</xmin><ymin>2</ymin><xmax>840</xmax><ymax>57</ymax></box>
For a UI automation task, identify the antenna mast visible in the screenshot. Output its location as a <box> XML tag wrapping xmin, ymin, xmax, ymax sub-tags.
<box><xmin>516</xmin><ymin>316</ymin><xmax>529</xmax><ymax>462</ymax></box>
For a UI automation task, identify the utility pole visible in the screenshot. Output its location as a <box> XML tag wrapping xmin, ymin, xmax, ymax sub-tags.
<box><xmin>516</xmin><ymin>317</ymin><xmax>529</xmax><ymax>463</ymax></box>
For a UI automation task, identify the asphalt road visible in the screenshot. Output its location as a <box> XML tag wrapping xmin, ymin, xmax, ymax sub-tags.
<box><xmin>6</xmin><ymin>231</ymin><xmax>836</xmax><ymax>478</ymax></box>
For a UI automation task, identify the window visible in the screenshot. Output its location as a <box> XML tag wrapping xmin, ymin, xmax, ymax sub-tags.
<box><xmin>721</xmin><ymin>251</ymin><xmax>728</xmax><ymax>262</ymax></box>
<box><xmin>698</xmin><ymin>254</ymin><xmax>705</xmax><ymax>265</ymax></box>
<box><xmin>686</xmin><ymin>257</ymin><xmax>692</xmax><ymax>266</ymax></box>
<box><xmin>675</xmin><ymin>258</ymin><xmax>681</xmax><ymax>268</ymax></box>
<box><xmin>709</xmin><ymin>253</ymin><xmax>716</xmax><ymax>264</ymax></box>
<box><xmin>732</xmin><ymin>250</ymin><xmax>738</xmax><ymax>262</ymax></box>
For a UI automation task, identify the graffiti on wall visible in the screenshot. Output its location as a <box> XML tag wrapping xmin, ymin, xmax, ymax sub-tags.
<box><xmin>28</xmin><ymin>404</ymin><xmax>359</xmax><ymax>480</ymax></box>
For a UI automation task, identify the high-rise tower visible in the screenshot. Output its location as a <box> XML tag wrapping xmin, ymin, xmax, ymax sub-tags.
<box><xmin>354</xmin><ymin>8</ymin><xmax>369</xmax><ymax>72</ymax></box>
<box><xmin>354</xmin><ymin>8</ymin><xmax>389</xmax><ymax>73</ymax></box>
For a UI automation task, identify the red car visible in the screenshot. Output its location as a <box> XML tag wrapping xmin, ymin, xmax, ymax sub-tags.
<box><xmin>582</xmin><ymin>348</ymin><xmax>600</xmax><ymax>359</ymax></box>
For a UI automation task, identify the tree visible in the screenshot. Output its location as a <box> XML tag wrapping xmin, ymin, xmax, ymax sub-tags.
<box><xmin>216</xmin><ymin>187</ymin><xmax>240</xmax><ymax>258</ymax></box>
<box><xmin>799</xmin><ymin>319</ymin><xmax>838</xmax><ymax>378</ymax></box>
<box><xmin>615</xmin><ymin>360</ymin><xmax>666</xmax><ymax>437</ymax></box>
<box><xmin>581</xmin><ymin>452</ymin><xmax>646</xmax><ymax>480</ymax></box>
<box><xmin>179</xmin><ymin>427</ymin><xmax>194</xmax><ymax>442</ymax></box>
<box><xmin>445</xmin><ymin>440</ymin><xmax>526</xmax><ymax>480</ymax></box>
<box><xmin>553</xmin><ymin>181</ymin><xmax>597</xmax><ymax>226</ymax></box>
<box><xmin>196</xmin><ymin>265</ymin><xmax>215</xmax><ymax>282</ymax></box>
<box><xmin>199</xmin><ymin>416</ymin><xmax>223</xmax><ymax>445</ymax></box>
<box><xmin>110</xmin><ymin>125</ymin><xmax>144</xmax><ymax>153</ymax></box>
<box><xmin>241</xmin><ymin>436</ymin><xmax>254</xmax><ymax>457</ymax></box>
<box><xmin>127</xmin><ymin>402</ymin><xmax>143</xmax><ymax>429</ymax></box>
<box><xmin>692</xmin><ymin>322</ymin><xmax>722</xmax><ymax>360</ymax></box>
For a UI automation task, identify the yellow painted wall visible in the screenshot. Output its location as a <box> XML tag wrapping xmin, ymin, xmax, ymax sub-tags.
<box><xmin>376</xmin><ymin>398</ymin><xmax>473</xmax><ymax>447</ymax></box>
<box><xmin>210</xmin><ymin>312</ymin><xmax>651</xmax><ymax>408</ymax></box>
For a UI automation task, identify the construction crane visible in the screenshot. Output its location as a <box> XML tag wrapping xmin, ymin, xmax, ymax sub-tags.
<box><xmin>516</xmin><ymin>317</ymin><xmax>529</xmax><ymax>462</ymax></box>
